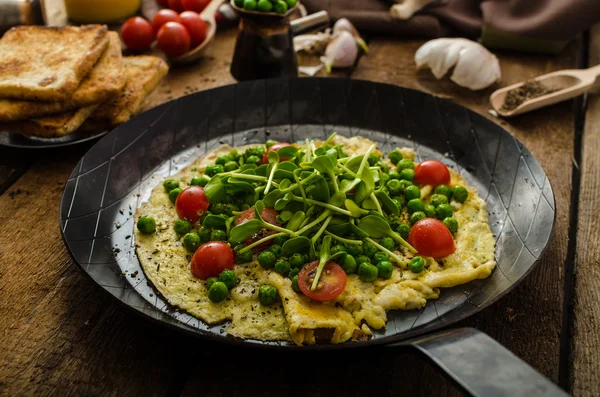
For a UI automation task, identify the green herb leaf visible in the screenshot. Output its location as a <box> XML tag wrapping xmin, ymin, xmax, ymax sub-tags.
<box><xmin>375</xmin><ymin>190</ymin><xmax>400</xmax><ymax>216</ymax></box>
<box><xmin>277</xmin><ymin>145</ymin><xmax>298</xmax><ymax>159</ymax></box>
<box><xmin>263</xmin><ymin>189</ymin><xmax>284</xmax><ymax>208</ymax></box>
<box><xmin>311</xmin><ymin>155</ymin><xmax>336</xmax><ymax>174</ymax></box>
<box><xmin>306</xmin><ymin>174</ymin><xmax>330</xmax><ymax>202</ymax></box>
<box><xmin>282</xmin><ymin>236</ymin><xmax>313</xmax><ymax>257</ymax></box>
<box><xmin>254</xmin><ymin>200</ymin><xmax>265</xmax><ymax>219</ymax></box>
<box><xmin>229</xmin><ymin>219</ymin><xmax>263</xmax><ymax>244</ymax></box>
<box><xmin>357</xmin><ymin>215</ymin><xmax>417</xmax><ymax>253</ymax></box>
<box><xmin>203</xmin><ymin>176</ymin><xmax>227</xmax><ymax>203</ymax></box>
<box><xmin>203</xmin><ymin>214</ymin><xmax>227</xmax><ymax>229</ymax></box>
<box><xmin>286</xmin><ymin>211</ymin><xmax>306</xmax><ymax>232</ymax></box>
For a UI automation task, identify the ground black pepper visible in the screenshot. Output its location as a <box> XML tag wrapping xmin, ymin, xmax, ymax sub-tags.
<box><xmin>501</xmin><ymin>80</ymin><xmax>558</xmax><ymax>112</ymax></box>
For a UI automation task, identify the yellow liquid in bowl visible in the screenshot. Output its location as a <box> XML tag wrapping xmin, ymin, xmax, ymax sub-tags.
<box><xmin>65</xmin><ymin>0</ymin><xmax>141</xmax><ymax>23</ymax></box>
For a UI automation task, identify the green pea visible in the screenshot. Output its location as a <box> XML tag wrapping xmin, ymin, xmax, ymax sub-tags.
<box><xmin>273</xmin><ymin>0</ymin><xmax>287</xmax><ymax>13</ymax></box>
<box><xmin>163</xmin><ymin>179</ymin><xmax>179</xmax><ymax>192</ymax></box>
<box><xmin>436</xmin><ymin>204</ymin><xmax>453</xmax><ymax>220</ymax></box>
<box><xmin>388</xmin><ymin>171</ymin><xmax>401</xmax><ymax>180</ymax></box>
<box><xmin>168</xmin><ymin>187</ymin><xmax>181</xmax><ymax>203</ymax></box>
<box><xmin>331</xmin><ymin>244</ymin><xmax>347</xmax><ymax>256</ymax></box>
<box><xmin>197</xmin><ymin>227</ymin><xmax>211</xmax><ymax>242</ymax></box>
<box><xmin>274</xmin><ymin>236</ymin><xmax>289</xmax><ymax>246</ymax></box>
<box><xmin>235</xmin><ymin>249</ymin><xmax>253</xmax><ymax>264</ymax></box>
<box><xmin>291</xmin><ymin>275</ymin><xmax>302</xmax><ymax>293</ymax></box>
<box><xmin>267</xmin><ymin>244</ymin><xmax>281</xmax><ymax>257</ymax></box>
<box><xmin>210</xmin><ymin>229</ymin><xmax>228</xmax><ymax>242</ymax></box>
<box><xmin>430</xmin><ymin>193</ymin><xmax>449</xmax><ymax>207</ymax></box>
<box><xmin>259</xmin><ymin>285</ymin><xmax>278</xmax><ymax>305</ymax></box>
<box><xmin>258</xmin><ymin>250</ymin><xmax>276</xmax><ymax>269</ymax></box>
<box><xmin>243</xmin><ymin>0</ymin><xmax>257</xmax><ymax>10</ymax></box>
<box><xmin>205</xmin><ymin>277</ymin><xmax>218</xmax><ymax>290</ymax></box>
<box><xmin>404</xmin><ymin>185</ymin><xmax>421</xmax><ymax>200</ymax></box>
<box><xmin>379</xmin><ymin>171</ymin><xmax>390</xmax><ymax>185</ymax></box>
<box><xmin>224</xmin><ymin>161</ymin><xmax>239</xmax><ymax>172</ymax></box>
<box><xmin>230</xmin><ymin>148</ymin><xmax>240</xmax><ymax>158</ymax></box>
<box><xmin>388</xmin><ymin>216</ymin><xmax>402</xmax><ymax>232</ymax></box>
<box><xmin>408</xmin><ymin>256</ymin><xmax>425</xmax><ymax>273</ymax></box>
<box><xmin>223</xmin><ymin>203</ymin><xmax>238</xmax><ymax>216</ymax></box>
<box><xmin>216</xmin><ymin>155</ymin><xmax>234</xmax><ymax>165</ymax></box>
<box><xmin>190</xmin><ymin>175</ymin><xmax>208</xmax><ymax>187</ymax></box>
<box><xmin>443</xmin><ymin>217</ymin><xmax>459</xmax><ymax>233</ymax></box>
<box><xmin>388</xmin><ymin>150</ymin><xmax>403</xmax><ymax>165</ymax></box>
<box><xmin>137</xmin><ymin>215</ymin><xmax>156</xmax><ymax>234</ymax></box>
<box><xmin>340</xmin><ymin>254</ymin><xmax>357</xmax><ymax>274</ymax></box>
<box><xmin>362</xmin><ymin>241</ymin><xmax>378</xmax><ymax>258</ymax></box>
<box><xmin>233</xmin><ymin>0</ymin><xmax>244</xmax><ymax>6</ymax></box>
<box><xmin>288</xmin><ymin>268</ymin><xmax>299</xmax><ymax>279</ymax></box>
<box><xmin>289</xmin><ymin>253</ymin><xmax>305</xmax><ymax>269</ymax></box>
<box><xmin>245</xmin><ymin>146</ymin><xmax>265</xmax><ymax>158</ymax></box>
<box><xmin>397</xmin><ymin>159</ymin><xmax>415</xmax><ymax>171</ymax></box>
<box><xmin>380</xmin><ymin>237</ymin><xmax>395</xmax><ymax>251</ymax></box>
<box><xmin>410</xmin><ymin>211</ymin><xmax>426</xmax><ymax>225</ymax></box>
<box><xmin>399</xmin><ymin>168</ymin><xmax>415</xmax><ymax>182</ymax></box>
<box><xmin>453</xmin><ymin>185</ymin><xmax>468</xmax><ymax>203</ymax></box>
<box><xmin>356</xmin><ymin>255</ymin><xmax>371</xmax><ymax>265</ymax></box>
<box><xmin>183</xmin><ymin>233</ymin><xmax>201</xmax><ymax>252</ymax></box>
<box><xmin>407</xmin><ymin>198</ymin><xmax>425</xmax><ymax>214</ymax></box>
<box><xmin>434</xmin><ymin>184</ymin><xmax>453</xmax><ymax>199</ymax></box>
<box><xmin>377</xmin><ymin>160</ymin><xmax>390</xmax><ymax>172</ymax></box>
<box><xmin>246</xmin><ymin>155</ymin><xmax>260</xmax><ymax>165</ymax></box>
<box><xmin>217</xmin><ymin>270</ymin><xmax>237</xmax><ymax>290</ymax></box>
<box><xmin>257</xmin><ymin>0</ymin><xmax>272</xmax><ymax>11</ymax></box>
<box><xmin>208</xmin><ymin>281</ymin><xmax>228</xmax><ymax>303</ymax></box>
<box><xmin>358</xmin><ymin>262</ymin><xmax>378</xmax><ymax>282</ymax></box>
<box><xmin>377</xmin><ymin>261</ymin><xmax>394</xmax><ymax>279</ymax></box>
<box><xmin>174</xmin><ymin>219</ymin><xmax>191</xmax><ymax>235</ymax></box>
<box><xmin>424</xmin><ymin>204</ymin><xmax>436</xmax><ymax>218</ymax></box>
<box><xmin>205</xmin><ymin>165</ymin><xmax>224</xmax><ymax>177</ymax></box>
<box><xmin>397</xmin><ymin>223</ymin><xmax>411</xmax><ymax>239</ymax></box>
<box><xmin>346</xmin><ymin>244</ymin><xmax>363</xmax><ymax>257</ymax></box>
<box><xmin>211</xmin><ymin>203</ymin><xmax>225</xmax><ymax>214</ymax></box>
<box><xmin>274</xmin><ymin>259</ymin><xmax>291</xmax><ymax>276</ymax></box>
<box><xmin>373</xmin><ymin>252</ymin><xmax>389</xmax><ymax>263</ymax></box>
<box><xmin>386</xmin><ymin>179</ymin><xmax>402</xmax><ymax>196</ymax></box>
<box><xmin>286</xmin><ymin>0</ymin><xmax>297</xmax><ymax>7</ymax></box>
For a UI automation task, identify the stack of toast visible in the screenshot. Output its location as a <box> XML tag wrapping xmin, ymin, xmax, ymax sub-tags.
<box><xmin>0</xmin><ymin>25</ymin><xmax>169</xmax><ymax>138</ymax></box>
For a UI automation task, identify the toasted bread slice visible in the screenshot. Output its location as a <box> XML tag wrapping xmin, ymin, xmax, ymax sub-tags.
<box><xmin>0</xmin><ymin>32</ymin><xmax>125</xmax><ymax>122</ymax></box>
<box><xmin>0</xmin><ymin>25</ymin><xmax>108</xmax><ymax>101</ymax></box>
<box><xmin>84</xmin><ymin>55</ymin><xmax>168</xmax><ymax>131</ymax></box>
<box><xmin>3</xmin><ymin>105</ymin><xmax>99</xmax><ymax>138</ymax></box>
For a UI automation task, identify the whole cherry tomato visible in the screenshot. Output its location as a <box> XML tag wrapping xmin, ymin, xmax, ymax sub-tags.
<box><xmin>182</xmin><ymin>0</ymin><xmax>210</xmax><ymax>12</ymax></box>
<box><xmin>152</xmin><ymin>9</ymin><xmax>181</xmax><ymax>34</ymax></box>
<box><xmin>168</xmin><ymin>0</ymin><xmax>184</xmax><ymax>11</ymax></box>
<box><xmin>157</xmin><ymin>21</ymin><xmax>191</xmax><ymax>57</ymax></box>
<box><xmin>408</xmin><ymin>218</ymin><xmax>456</xmax><ymax>258</ymax></box>
<box><xmin>179</xmin><ymin>11</ymin><xmax>208</xmax><ymax>47</ymax></box>
<box><xmin>414</xmin><ymin>160</ymin><xmax>451</xmax><ymax>187</ymax></box>
<box><xmin>298</xmin><ymin>261</ymin><xmax>347</xmax><ymax>301</ymax></box>
<box><xmin>120</xmin><ymin>17</ymin><xmax>154</xmax><ymax>51</ymax></box>
<box><xmin>191</xmin><ymin>242</ymin><xmax>235</xmax><ymax>279</ymax></box>
<box><xmin>262</xmin><ymin>142</ymin><xmax>293</xmax><ymax>164</ymax></box>
<box><xmin>175</xmin><ymin>186</ymin><xmax>210</xmax><ymax>223</ymax></box>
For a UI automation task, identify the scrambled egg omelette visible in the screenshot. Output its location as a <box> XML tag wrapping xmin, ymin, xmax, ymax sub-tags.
<box><xmin>134</xmin><ymin>136</ymin><xmax>496</xmax><ymax>345</ymax></box>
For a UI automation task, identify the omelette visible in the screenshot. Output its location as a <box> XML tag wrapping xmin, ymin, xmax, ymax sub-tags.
<box><xmin>134</xmin><ymin>135</ymin><xmax>496</xmax><ymax>345</ymax></box>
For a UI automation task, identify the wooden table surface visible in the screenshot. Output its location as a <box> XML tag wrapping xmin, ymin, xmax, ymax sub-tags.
<box><xmin>1</xmin><ymin>14</ymin><xmax>599</xmax><ymax>397</ymax></box>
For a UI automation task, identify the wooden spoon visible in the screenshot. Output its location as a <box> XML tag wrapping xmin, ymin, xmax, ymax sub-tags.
<box><xmin>171</xmin><ymin>0</ymin><xmax>223</xmax><ymax>64</ymax></box>
<box><xmin>489</xmin><ymin>64</ymin><xmax>600</xmax><ymax>117</ymax></box>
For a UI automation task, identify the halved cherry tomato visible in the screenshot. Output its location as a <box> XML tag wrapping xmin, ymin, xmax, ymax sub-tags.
<box><xmin>298</xmin><ymin>261</ymin><xmax>347</xmax><ymax>301</ymax></box>
<box><xmin>152</xmin><ymin>9</ymin><xmax>181</xmax><ymax>34</ymax></box>
<box><xmin>414</xmin><ymin>160</ymin><xmax>451</xmax><ymax>187</ymax></box>
<box><xmin>120</xmin><ymin>17</ymin><xmax>154</xmax><ymax>51</ymax></box>
<box><xmin>262</xmin><ymin>142</ymin><xmax>293</xmax><ymax>164</ymax></box>
<box><xmin>179</xmin><ymin>11</ymin><xmax>207</xmax><ymax>47</ymax></box>
<box><xmin>236</xmin><ymin>207</ymin><xmax>279</xmax><ymax>248</ymax></box>
<box><xmin>157</xmin><ymin>21</ymin><xmax>191</xmax><ymax>57</ymax></box>
<box><xmin>175</xmin><ymin>186</ymin><xmax>210</xmax><ymax>223</ymax></box>
<box><xmin>182</xmin><ymin>0</ymin><xmax>210</xmax><ymax>12</ymax></box>
<box><xmin>191</xmin><ymin>242</ymin><xmax>234</xmax><ymax>279</ymax></box>
<box><xmin>168</xmin><ymin>0</ymin><xmax>184</xmax><ymax>11</ymax></box>
<box><xmin>408</xmin><ymin>218</ymin><xmax>456</xmax><ymax>258</ymax></box>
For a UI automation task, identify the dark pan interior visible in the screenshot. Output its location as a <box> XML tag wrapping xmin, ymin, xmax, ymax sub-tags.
<box><xmin>59</xmin><ymin>78</ymin><xmax>555</xmax><ymax>350</ymax></box>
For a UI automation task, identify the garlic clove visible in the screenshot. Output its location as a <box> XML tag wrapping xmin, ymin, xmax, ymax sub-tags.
<box><xmin>320</xmin><ymin>30</ymin><xmax>358</xmax><ymax>73</ymax></box>
<box><xmin>333</xmin><ymin>18</ymin><xmax>368</xmax><ymax>53</ymax></box>
<box><xmin>293</xmin><ymin>31</ymin><xmax>332</xmax><ymax>54</ymax></box>
<box><xmin>415</xmin><ymin>38</ymin><xmax>501</xmax><ymax>90</ymax></box>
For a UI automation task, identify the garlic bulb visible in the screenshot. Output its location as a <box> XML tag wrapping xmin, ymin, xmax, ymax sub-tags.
<box><xmin>320</xmin><ymin>30</ymin><xmax>358</xmax><ymax>73</ymax></box>
<box><xmin>293</xmin><ymin>31</ymin><xmax>332</xmax><ymax>54</ymax></box>
<box><xmin>333</xmin><ymin>18</ymin><xmax>368</xmax><ymax>53</ymax></box>
<box><xmin>415</xmin><ymin>38</ymin><xmax>501</xmax><ymax>90</ymax></box>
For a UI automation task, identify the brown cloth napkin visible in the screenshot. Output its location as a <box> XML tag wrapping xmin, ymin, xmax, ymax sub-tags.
<box><xmin>303</xmin><ymin>0</ymin><xmax>600</xmax><ymax>53</ymax></box>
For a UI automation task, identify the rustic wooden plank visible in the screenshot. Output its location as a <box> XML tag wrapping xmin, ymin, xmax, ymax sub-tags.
<box><xmin>573</xmin><ymin>24</ymin><xmax>600</xmax><ymax>397</ymax></box>
<box><xmin>350</xmin><ymin>38</ymin><xmax>578</xmax><ymax>388</ymax></box>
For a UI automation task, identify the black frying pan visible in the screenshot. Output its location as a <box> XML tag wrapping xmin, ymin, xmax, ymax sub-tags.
<box><xmin>59</xmin><ymin>78</ymin><xmax>566</xmax><ymax>396</ymax></box>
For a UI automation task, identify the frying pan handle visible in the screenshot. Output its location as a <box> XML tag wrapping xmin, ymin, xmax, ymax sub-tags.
<box><xmin>394</xmin><ymin>328</ymin><xmax>569</xmax><ymax>397</ymax></box>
